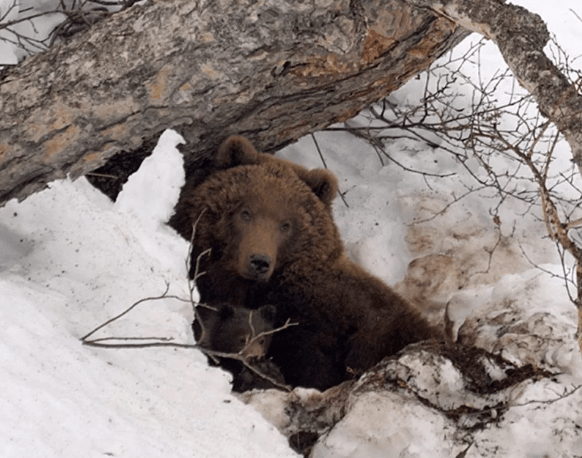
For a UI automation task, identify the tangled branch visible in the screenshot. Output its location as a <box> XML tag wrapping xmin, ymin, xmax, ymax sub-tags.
<box><xmin>80</xmin><ymin>285</ymin><xmax>295</xmax><ymax>391</ymax></box>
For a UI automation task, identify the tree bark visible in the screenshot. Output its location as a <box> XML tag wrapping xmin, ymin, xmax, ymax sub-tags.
<box><xmin>0</xmin><ymin>0</ymin><xmax>469</xmax><ymax>206</ymax></box>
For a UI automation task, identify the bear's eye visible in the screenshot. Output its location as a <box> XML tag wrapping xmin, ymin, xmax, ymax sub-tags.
<box><xmin>239</xmin><ymin>336</ymin><xmax>248</xmax><ymax>347</ymax></box>
<box><xmin>241</xmin><ymin>209</ymin><xmax>251</xmax><ymax>221</ymax></box>
<box><xmin>280</xmin><ymin>222</ymin><xmax>292</xmax><ymax>233</ymax></box>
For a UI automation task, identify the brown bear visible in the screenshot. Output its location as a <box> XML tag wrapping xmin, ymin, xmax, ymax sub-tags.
<box><xmin>170</xmin><ymin>136</ymin><xmax>435</xmax><ymax>391</ymax></box>
<box><xmin>170</xmin><ymin>135</ymin><xmax>340</xmax><ymax>306</ymax></box>
<box><xmin>194</xmin><ymin>303</ymin><xmax>285</xmax><ymax>391</ymax></box>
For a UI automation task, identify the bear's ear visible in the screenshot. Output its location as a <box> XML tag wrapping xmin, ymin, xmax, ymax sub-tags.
<box><xmin>258</xmin><ymin>304</ymin><xmax>277</xmax><ymax>324</ymax></box>
<box><xmin>196</xmin><ymin>304</ymin><xmax>219</xmax><ymax>324</ymax></box>
<box><xmin>215</xmin><ymin>136</ymin><xmax>260</xmax><ymax>168</ymax></box>
<box><xmin>194</xmin><ymin>304</ymin><xmax>221</xmax><ymax>343</ymax></box>
<box><xmin>301</xmin><ymin>168</ymin><xmax>339</xmax><ymax>206</ymax></box>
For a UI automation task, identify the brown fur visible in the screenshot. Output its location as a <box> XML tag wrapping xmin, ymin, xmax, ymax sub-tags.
<box><xmin>170</xmin><ymin>135</ymin><xmax>338</xmax><ymax>243</ymax></box>
<box><xmin>195</xmin><ymin>303</ymin><xmax>276</xmax><ymax>358</ymax></box>
<box><xmin>216</xmin><ymin>136</ymin><xmax>338</xmax><ymax>210</ymax></box>
<box><xmin>194</xmin><ymin>303</ymin><xmax>285</xmax><ymax>392</ymax></box>
<box><xmin>170</xmin><ymin>136</ymin><xmax>435</xmax><ymax>390</ymax></box>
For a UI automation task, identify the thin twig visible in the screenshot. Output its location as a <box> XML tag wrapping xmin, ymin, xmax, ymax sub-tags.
<box><xmin>81</xmin><ymin>282</ymin><xmax>175</xmax><ymax>341</ymax></box>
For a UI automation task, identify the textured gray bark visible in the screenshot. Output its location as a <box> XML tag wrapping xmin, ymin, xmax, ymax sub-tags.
<box><xmin>0</xmin><ymin>0</ymin><xmax>469</xmax><ymax>205</ymax></box>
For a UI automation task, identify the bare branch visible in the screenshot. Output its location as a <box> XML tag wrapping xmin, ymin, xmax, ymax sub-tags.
<box><xmin>80</xmin><ymin>282</ymin><xmax>175</xmax><ymax>341</ymax></box>
<box><xmin>82</xmin><ymin>340</ymin><xmax>197</xmax><ymax>349</ymax></box>
<box><xmin>408</xmin><ymin>0</ymin><xmax>582</xmax><ymax>176</ymax></box>
<box><xmin>82</xmin><ymin>305</ymin><xmax>297</xmax><ymax>391</ymax></box>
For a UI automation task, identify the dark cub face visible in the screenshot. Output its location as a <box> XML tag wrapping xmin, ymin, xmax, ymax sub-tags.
<box><xmin>195</xmin><ymin>304</ymin><xmax>277</xmax><ymax>359</ymax></box>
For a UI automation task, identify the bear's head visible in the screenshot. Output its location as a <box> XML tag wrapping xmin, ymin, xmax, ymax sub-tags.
<box><xmin>194</xmin><ymin>303</ymin><xmax>277</xmax><ymax>359</ymax></box>
<box><xmin>184</xmin><ymin>136</ymin><xmax>344</xmax><ymax>284</ymax></box>
<box><xmin>215</xmin><ymin>135</ymin><xmax>338</xmax><ymax>209</ymax></box>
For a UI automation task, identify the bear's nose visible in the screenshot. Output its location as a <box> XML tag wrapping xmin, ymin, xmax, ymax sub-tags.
<box><xmin>248</xmin><ymin>254</ymin><xmax>271</xmax><ymax>278</ymax></box>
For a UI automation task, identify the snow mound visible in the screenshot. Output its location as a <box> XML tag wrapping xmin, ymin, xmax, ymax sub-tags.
<box><xmin>0</xmin><ymin>129</ymin><xmax>299</xmax><ymax>458</ymax></box>
<box><xmin>244</xmin><ymin>271</ymin><xmax>582</xmax><ymax>457</ymax></box>
<box><xmin>455</xmin><ymin>270</ymin><xmax>582</xmax><ymax>377</ymax></box>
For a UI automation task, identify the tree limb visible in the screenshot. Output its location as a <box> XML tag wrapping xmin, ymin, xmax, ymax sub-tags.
<box><xmin>0</xmin><ymin>0</ymin><xmax>470</xmax><ymax>205</ymax></box>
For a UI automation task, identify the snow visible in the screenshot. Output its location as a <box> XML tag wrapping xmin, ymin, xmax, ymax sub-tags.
<box><xmin>313</xmin><ymin>390</ymin><xmax>454</xmax><ymax>458</ymax></box>
<box><xmin>0</xmin><ymin>137</ymin><xmax>298</xmax><ymax>458</ymax></box>
<box><xmin>1</xmin><ymin>1</ymin><xmax>582</xmax><ymax>457</ymax></box>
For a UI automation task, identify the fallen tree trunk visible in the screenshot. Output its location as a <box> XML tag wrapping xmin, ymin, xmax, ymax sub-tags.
<box><xmin>0</xmin><ymin>0</ymin><xmax>469</xmax><ymax>206</ymax></box>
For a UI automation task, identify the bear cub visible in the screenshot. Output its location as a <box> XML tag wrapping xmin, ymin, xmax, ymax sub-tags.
<box><xmin>194</xmin><ymin>303</ymin><xmax>285</xmax><ymax>391</ymax></box>
<box><xmin>194</xmin><ymin>303</ymin><xmax>276</xmax><ymax>358</ymax></box>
